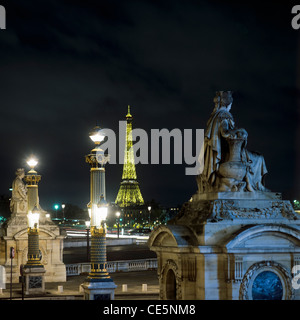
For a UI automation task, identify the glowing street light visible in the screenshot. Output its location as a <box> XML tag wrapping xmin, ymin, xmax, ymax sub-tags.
<box><xmin>54</xmin><ymin>204</ymin><xmax>59</xmax><ymax>219</ymax></box>
<box><xmin>148</xmin><ymin>206</ymin><xmax>151</xmax><ymax>226</ymax></box>
<box><xmin>24</xmin><ymin>157</ymin><xmax>41</xmax><ymax>213</ymax></box>
<box><xmin>27</xmin><ymin>208</ymin><xmax>40</xmax><ymax>230</ymax></box>
<box><xmin>27</xmin><ymin>158</ymin><xmax>38</xmax><ymax>171</ymax></box>
<box><xmin>62</xmin><ymin>204</ymin><xmax>65</xmax><ymax>221</ymax></box>
<box><xmin>89</xmin><ymin>126</ymin><xmax>105</xmax><ymax>145</ymax></box>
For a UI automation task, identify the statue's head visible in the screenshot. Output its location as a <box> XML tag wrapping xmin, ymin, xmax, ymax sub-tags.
<box><xmin>220</xmin><ymin>91</ymin><xmax>233</xmax><ymax>108</ymax></box>
<box><xmin>215</xmin><ymin>91</ymin><xmax>233</xmax><ymax>109</ymax></box>
<box><xmin>15</xmin><ymin>168</ymin><xmax>25</xmax><ymax>178</ymax></box>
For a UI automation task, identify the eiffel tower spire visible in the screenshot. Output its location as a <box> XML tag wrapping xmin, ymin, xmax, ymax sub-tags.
<box><xmin>115</xmin><ymin>106</ymin><xmax>144</xmax><ymax>207</ymax></box>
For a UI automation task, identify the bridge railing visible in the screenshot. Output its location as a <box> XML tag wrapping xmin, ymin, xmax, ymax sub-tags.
<box><xmin>66</xmin><ymin>258</ymin><xmax>157</xmax><ymax>276</ymax></box>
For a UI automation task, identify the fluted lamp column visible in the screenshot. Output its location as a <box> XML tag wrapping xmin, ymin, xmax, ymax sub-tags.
<box><xmin>89</xmin><ymin>196</ymin><xmax>110</xmax><ymax>280</ymax></box>
<box><xmin>25</xmin><ymin>208</ymin><xmax>42</xmax><ymax>267</ymax></box>
<box><xmin>82</xmin><ymin>125</ymin><xmax>117</xmax><ymax>300</ymax></box>
<box><xmin>24</xmin><ymin>158</ymin><xmax>41</xmax><ymax>213</ymax></box>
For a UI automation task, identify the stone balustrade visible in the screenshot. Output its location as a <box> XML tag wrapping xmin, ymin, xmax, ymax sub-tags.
<box><xmin>66</xmin><ymin>258</ymin><xmax>157</xmax><ymax>276</ymax></box>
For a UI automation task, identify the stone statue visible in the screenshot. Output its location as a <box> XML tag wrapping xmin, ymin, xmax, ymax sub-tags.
<box><xmin>10</xmin><ymin>168</ymin><xmax>28</xmax><ymax>214</ymax></box>
<box><xmin>197</xmin><ymin>91</ymin><xmax>269</xmax><ymax>193</ymax></box>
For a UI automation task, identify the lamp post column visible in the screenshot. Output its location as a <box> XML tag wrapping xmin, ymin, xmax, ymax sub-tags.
<box><xmin>24</xmin><ymin>159</ymin><xmax>41</xmax><ymax>213</ymax></box>
<box><xmin>23</xmin><ymin>159</ymin><xmax>46</xmax><ymax>295</ymax></box>
<box><xmin>89</xmin><ymin>208</ymin><xmax>110</xmax><ymax>280</ymax></box>
<box><xmin>82</xmin><ymin>125</ymin><xmax>117</xmax><ymax>300</ymax></box>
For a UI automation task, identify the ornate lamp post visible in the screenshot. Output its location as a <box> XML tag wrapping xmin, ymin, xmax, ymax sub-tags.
<box><xmin>62</xmin><ymin>204</ymin><xmax>65</xmax><ymax>222</ymax></box>
<box><xmin>81</xmin><ymin>126</ymin><xmax>117</xmax><ymax>300</ymax></box>
<box><xmin>148</xmin><ymin>206</ymin><xmax>151</xmax><ymax>227</ymax></box>
<box><xmin>23</xmin><ymin>206</ymin><xmax>45</xmax><ymax>294</ymax></box>
<box><xmin>23</xmin><ymin>158</ymin><xmax>46</xmax><ymax>295</ymax></box>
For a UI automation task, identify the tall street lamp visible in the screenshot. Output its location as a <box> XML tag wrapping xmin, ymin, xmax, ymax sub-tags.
<box><xmin>148</xmin><ymin>206</ymin><xmax>151</xmax><ymax>227</ymax></box>
<box><xmin>62</xmin><ymin>204</ymin><xmax>65</xmax><ymax>221</ymax></box>
<box><xmin>23</xmin><ymin>158</ymin><xmax>46</xmax><ymax>295</ymax></box>
<box><xmin>81</xmin><ymin>125</ymin><xmax>117</xmax><ymax>300</ymax></box>
<box><xmin>54</xmin><ymin>204</ymin><xmax>59</xmax><ymax>219</ymax></box>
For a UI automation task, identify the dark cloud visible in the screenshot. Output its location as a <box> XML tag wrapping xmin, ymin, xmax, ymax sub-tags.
<box><xmin>0</xmin><ymin>0</ymin><xmax>299</xmax><ymax>209</ymax></box>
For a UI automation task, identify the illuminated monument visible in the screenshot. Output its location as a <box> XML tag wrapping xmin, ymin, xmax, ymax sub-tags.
<box><xmin>115</xmin><ymin>106</ymin><xmax>144</xmax><ymax>208</ymax></box>
<box><xmin>149</xmin><ymin>91</ymin><xmax>300</xmax><ymax>300</ymax></box>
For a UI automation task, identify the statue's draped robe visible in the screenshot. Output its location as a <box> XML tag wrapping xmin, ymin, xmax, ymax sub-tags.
<box><xmin>200</xmin><ymin>108</ymin><xmax>234</xmax><ymax>189</ymax></box>
<box><xmin>243</xmin><ymin>150</ymin><xmax>268</xmax><ymax>191</ymax></box>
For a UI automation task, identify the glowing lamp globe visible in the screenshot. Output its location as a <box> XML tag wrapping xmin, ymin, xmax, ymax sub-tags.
<box><xmin>28</xmin><ymin>207</ymin><xmax>40</xmax><ymax>229</ymax></box>
<box><xmin>91</xmin><ymin>197</ymin><xmax>108</xmax><ymax>228</ymax></box>
<box><xmin>27</xmin><ymin>158</ymin><xmax>38</xmax><ymax>173</ymax></box>
<box><xmin>89</xmin><ymin>126</ymin><xmax>105</xmax><ymax>145</ymax></box>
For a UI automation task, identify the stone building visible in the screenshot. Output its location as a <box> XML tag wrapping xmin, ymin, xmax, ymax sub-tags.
<box><xmin>0</xmin><ymin>212</ymin><xmax>66</xmax><ymax>283</ymax></box>
<box><xmin>149</xmin><ymin>91</ymin><xmax>300</xmax><ymax>300</ymax></box>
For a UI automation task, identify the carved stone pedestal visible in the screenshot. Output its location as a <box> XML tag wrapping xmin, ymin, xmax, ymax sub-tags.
<box><xmin>23</xmin><ymin>266</ymin><xmax>46</xmax><ymax>295</ymax></box>
<box><xmin>81</xmin><ymin>279</ymin><xmax>117</xmax><ymax>300</ymax></box>
<box><xmin>149</xmin><ymin>192</ymin><xmax>300</xmax><ymax>300</ymax></box>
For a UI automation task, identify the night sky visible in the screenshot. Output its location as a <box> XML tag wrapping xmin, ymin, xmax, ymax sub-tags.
<box><xmin>0</xmin><ymin>0</ymin><xmax>299</xmax><ymax>210</ymax></box>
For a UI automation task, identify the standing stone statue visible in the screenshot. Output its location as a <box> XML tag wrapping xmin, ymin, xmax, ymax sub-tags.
<box><xmin>197</xmin><ymin>91</ymin><xmax>269</xmax><ymax>193</ymax></box>
<box><xmin>10</xmin><ymin>168</ymin><xmax>28</xmax><ymax>214</ymax></box>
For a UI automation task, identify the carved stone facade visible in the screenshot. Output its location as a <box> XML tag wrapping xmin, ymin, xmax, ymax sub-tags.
<box><xmin>239</xmin><ymin>261</ymin><xmax>294</xmax><ymax>300</ymax></box>
<box><xmin>149</xmin><ymin>195</ymin><xmax>300</xmax><ymax>300</ymax></box>
<box><xmin>0</xmin><ymin>212</ymin><xmax>66</xmax><ymax>283</ymax></box>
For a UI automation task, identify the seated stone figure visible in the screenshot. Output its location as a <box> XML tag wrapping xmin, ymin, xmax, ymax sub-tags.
<box><xmin>197</xmin><ymin>91</ymin><xmax>268</xmax><ymax>193</ymax></box>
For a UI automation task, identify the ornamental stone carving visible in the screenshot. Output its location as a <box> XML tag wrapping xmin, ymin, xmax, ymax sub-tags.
<box><xmin>239</xmin><ymin>261</ymin><xmax>294</xmax><ymax>300</ymax></box>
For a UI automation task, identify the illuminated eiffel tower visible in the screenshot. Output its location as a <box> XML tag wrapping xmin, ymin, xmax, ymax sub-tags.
<box><xmin>115</xmin><ymin>106</ymin><xmax>144</xmax><ymax>207</ymax></box>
